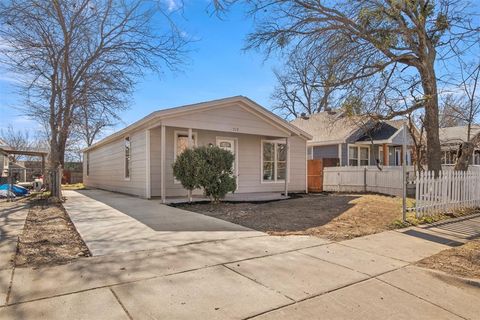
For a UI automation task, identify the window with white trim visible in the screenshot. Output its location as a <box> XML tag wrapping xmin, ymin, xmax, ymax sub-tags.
<box><xmin>348</xmin><ymin>145</ymin><xmax>369</xmax><ymax>166</ymax></box>
<box><xmin>348</xmin><ymin>146</ymin><xmax>358</xmax><ymax>166</ymax></box>
<box><xmin>86</xmin><ymin>152</ymin><xmax>90</xmax><ymax>176</ymax></box>
<box><xmin>174</xmin><ymin>132</ymin><xmax>197</xmax><ymax>160</ymax></box>
<box><xmin>262</xmin><ymin>141</ymin><xmax>286</xmax><ymax>182</ymax></box>
<box><xmin>124</xmin><ymin>137</ymin><xmax>131</xmax><ymax>179</ymax></box>
<box><xmin>359</xmin><ymin>147</ymin><xmax>369</xmax><ymax>166</ymax></box>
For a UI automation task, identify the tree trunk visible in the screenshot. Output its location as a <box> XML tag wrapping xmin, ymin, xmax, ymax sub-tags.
<box><xmin>454</xmin><ymin>142</ymin><xmax>473</xmax><ymax>171</ymax></box>
<box><xmin>420</xmin><ymin>63</ymin><xmax>442</xmax><ymax>176</ymax></box>
<box><xmin>454</xmin><ymin>132</ymin><xmax>480</xmax><ymax>171</ymax></box>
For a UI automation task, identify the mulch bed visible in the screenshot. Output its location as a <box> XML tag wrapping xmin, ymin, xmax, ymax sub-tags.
<box><xmin>417</xmin><ymin>238</ymin><xmax>480</xmax><ymax>280</ymax></box>
<box><xmin>15</xmin><ymin>198</ymin><xmax>90</xmax><ymax>268</ymax></box>
<box><xmin>173</xmin><ymin>193</ymin><xmax>406</xmax><ymax>241</ymax></box>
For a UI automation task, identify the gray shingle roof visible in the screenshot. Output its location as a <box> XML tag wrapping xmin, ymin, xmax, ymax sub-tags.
<box><xmin>291</xmin><ymin>111</ymin><xmax>371</xmax><ymax>144</ymax></box>
<box><xmin>291</xmin><ymin>111</ymin><xmax>406</xmax><ymax>144</ymax></box>
<box><xmin>356</xmin><ymin>120</ymin><xmax>405</xmax><ymax>142</ymax></box>
<box><xmin>439</xmin><ymin>125</ymin><xmax>480</xmax><ymax>144</ymax></box>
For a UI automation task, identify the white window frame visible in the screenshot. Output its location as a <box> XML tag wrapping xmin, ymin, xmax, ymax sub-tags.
<box><xmin>124</xmin><ymin>136</ymin><xmax>131</xmax><ymax>180</ymax></box>
<box><xmin>173</xmin><ymin>130</ymin><xmax>197</xmax><ymax>184</ymax></box>
<box><xmin>347</xmin><ymin>144</ymin><xmax>370</xmax><ymax>167</ymax></box>
<box><xmin>260</xmin><ymin>139</ymin><xmax>289</xmax><ymax>183</ymax></box>
<box><xmin>173</xmin><ymin>130</ymin><xmax>197</xmax><ymax>161</ymax></box>
<box><xmin>86</xmin><ymin>152</ymin><xmax>90</xmax><ymax>177</ymax></box>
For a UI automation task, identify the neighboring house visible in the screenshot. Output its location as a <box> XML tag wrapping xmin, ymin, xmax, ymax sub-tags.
<box><xmin>291</xmin><ymin>111</ymin><xmax>415</xmax><ymax>167</ymax></box>
<box><xmin>83</xmin><ymin>96</ymin><xmax>312</xmax><ymax>201</ymax></box>
<box><xmin>9</xmin><ymin>161</ymin><xmax>27</xmax><ymax>182</ymax></box>
<box><xmin>0</xmin><ymin>139</ymin><xmax>10</xmax><ymax>182</ymax></box>
<box><xmin>439</xmin><ymin>125</ymin><xmax>480</xmax><ymax>166</ymax></box>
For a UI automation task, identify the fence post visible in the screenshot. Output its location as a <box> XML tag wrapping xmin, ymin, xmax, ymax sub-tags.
<box><xmin>363</xmin><ymin>167</ymin><xmax>367</xmax><ymax>193</ymax></box>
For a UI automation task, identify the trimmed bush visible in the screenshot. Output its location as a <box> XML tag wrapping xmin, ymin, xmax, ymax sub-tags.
<box><xmin>172</xmin><ymin>145</ymin><xmax>236</xmax><ymax>203</ymax></box>
<box><xmin>172</xmin><ymin>148</ymin><xmax>201</xmax><ymax>195</ymax></box>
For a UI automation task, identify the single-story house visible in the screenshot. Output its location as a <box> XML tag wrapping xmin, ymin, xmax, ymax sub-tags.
<box><xmin>291</xmin><ymin>110</ymin><xmax>415</xmax><ymax>167</ymax></box>
<box><xmin>83</xmin><ymin>96</ymin><xmax>312</xmax><ymax>201</ymax></box>
<box><xmin>439</xmin><ymin>125</ymin><xmax>480</xmax><ymax>166</ymax></box>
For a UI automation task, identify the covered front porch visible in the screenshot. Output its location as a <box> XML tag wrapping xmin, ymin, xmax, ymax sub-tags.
<box><xmin>144</xmin><ymin>103</ymin><xmax>300</xmax><ymax>203</ymax></box>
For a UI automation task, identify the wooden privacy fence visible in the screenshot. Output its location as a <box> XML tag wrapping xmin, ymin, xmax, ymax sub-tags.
<box><xmin>323</xmin><ymin>166</ymin><xmax>414</xmax><ymax>197</ymax></box>
<box><xmin>415</xmin><ymin>170</ymin><xmax>480</xmax><ymax>217</ymax></box>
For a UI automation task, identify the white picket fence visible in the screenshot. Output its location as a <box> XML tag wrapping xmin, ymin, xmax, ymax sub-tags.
<box><xmin>415</xmin><ymin>170</ymin><xmax>480</xmax><ymax>217</ymax></box>
<box><xmin>323</xmin><ymin>166</ymin><xmax>414</xmax><ymax>197</ymax></box>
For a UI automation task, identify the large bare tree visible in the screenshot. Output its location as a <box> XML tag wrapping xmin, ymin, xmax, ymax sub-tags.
<box><xmin>453</xmin><ymin>60</ymin><xmax>480</xmax><ymax>170</ymax></box>
<box><xmin>271</xmin><ymin>50</ymin><xmax>339</xmax><ymax>119</ymax></box>
<box><xmin>0</xmin><ymin>0</ymin><xmax>187</xmax><ymax>195</ymax></box>
<box><xmin>231</xmin><ymin>0</ymin><xmax>479</xmax><ymax>175</ymax></box>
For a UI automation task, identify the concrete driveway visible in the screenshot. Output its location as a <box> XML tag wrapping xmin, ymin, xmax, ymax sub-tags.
<box><xmin>62</xmin><ymin>189</ymin><xmax>264</xmax><ymax>255</ymax></box>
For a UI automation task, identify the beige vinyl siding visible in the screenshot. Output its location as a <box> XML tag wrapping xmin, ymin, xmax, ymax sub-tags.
<box><xmin>147</xmin><ymin>127</ymin><xmax>307</xmax><ymax>197</ymax></box>
<box><xmin>161</xmin><ymin>103</ymin><xmax>289</xmax><ymax>138</ymax></box>
<box><xmin>83</xmin><ymin>129</ymin><xmax>147</xmax><ymax>197</ymax></box>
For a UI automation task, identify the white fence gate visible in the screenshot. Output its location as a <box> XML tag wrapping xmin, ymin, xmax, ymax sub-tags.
<box><xmin>415</xmin><ymin>170</ymin><xmax>480</xmax><ymax>217</ymax></box>
<box><xmin>323</xmin><ymin>166</ymin><xmax>414</xmax><ymax>197</ymax></box>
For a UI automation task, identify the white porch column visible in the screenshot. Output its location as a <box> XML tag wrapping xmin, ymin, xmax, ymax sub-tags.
<box><xmin>285</xmin><ymin>137</ymin><xmax>290</xmax><ymax>197</ymax></box>
<box><xmin>188</xmin><ymin>128</ymin><xmax>193</xmax><ymax>148</ymax></box>
<box><xmin>160</xmin><ymin>125</ymin><xmax>166</xmax><ymax>203</ymax></box>
<box><xmin>145</xmin><ymin>129</ymin><xmax>151</xmax><ymax>199</ymax></box>
<box><xmin>187</xmin><ymin>127</ymin><xmax>193</xmax><ymax>202</ymax></box>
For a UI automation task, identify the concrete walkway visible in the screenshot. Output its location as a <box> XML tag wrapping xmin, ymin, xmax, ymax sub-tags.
<box><xmin>63</xmin><ymin>190</ymin><xmax>263</xmax><ymax>255</ymax></box>
<box><xmin>1</xmin><ymin>197</ymin><xmax>480</xmax><ymax>319</ymax></box>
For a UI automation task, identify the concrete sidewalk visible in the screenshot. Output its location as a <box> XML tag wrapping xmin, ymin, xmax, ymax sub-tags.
<box><xmin>63</xmin><ymin>190</ymin><xmax>264</xmax><ymax>255</ymax></box>
<box><xmin>1</xmin><ymin>226</ymin><xmax>479</xmax><ymax>319</ymax></box>
<box><xmin>1</xmin><ymin>196</ymin><xmax>479</xmax><ymax>319</ymax></box>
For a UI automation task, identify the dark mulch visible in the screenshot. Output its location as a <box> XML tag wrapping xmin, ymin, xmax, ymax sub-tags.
<box><xmin>15</xmin><ymin>198</ymin><xmax>90</xmax><ymax>268</ymax></box>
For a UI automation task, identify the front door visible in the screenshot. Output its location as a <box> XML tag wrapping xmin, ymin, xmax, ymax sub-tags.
<box><xmin>395</xmin><ymin>147</ymin><xmax>401</xmax><ymax>166</ymax></box>
<box><xmin>216</xmin><ymin>138</ymin><xmax>237</xmax><ymax>172</ymax></box>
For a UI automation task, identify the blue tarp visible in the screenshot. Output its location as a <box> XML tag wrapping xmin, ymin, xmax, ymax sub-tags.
<box><xmin>0</xmin><ymin>184</ymin><xmax>29</xmax><ymax>196</ymax></box>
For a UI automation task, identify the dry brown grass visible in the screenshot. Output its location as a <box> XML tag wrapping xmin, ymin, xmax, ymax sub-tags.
<box><xmin>15</xmin><ymin>198</ymin><xmax>90</xmax><ymax>268</ymax></box>
<box><xmin>417</xmin><ymin>239</ymin><xmax>480</xmax><ymax>279</ymax></box>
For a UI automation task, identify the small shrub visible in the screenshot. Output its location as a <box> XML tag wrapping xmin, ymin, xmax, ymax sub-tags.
<box><xmin>195</xmin><ymin>146</ymin><xmax>236</xmax><ymax>203</ymax></box>
<box><xmin>172</xmin><ymin>145</ymin><xmax>236</xmax><ymax>203</ymax></box>
<box><xmin>172</xmin><ymin>148</ymin><xmax>201</xmax><ymax>195</ymax></box>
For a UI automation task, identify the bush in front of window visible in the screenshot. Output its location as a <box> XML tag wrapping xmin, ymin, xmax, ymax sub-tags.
<box><xmin>172</xmin><ymin>146</ymin><xmax>236</xmax><ymax>203</ymax></box>
<box><xmin>172</xmin><ymin>148</ymin><xmax>200</xmax><ymax>198</ymax></box>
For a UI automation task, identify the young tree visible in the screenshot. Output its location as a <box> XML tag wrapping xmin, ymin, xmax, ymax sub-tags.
<box><xmin>0</xmin><ymin>0</ymin><xmax>187</xmax><ymax>195</ymax></box>
<box><xmin>237</xmin><ymin>0</ymin><xmax>479</xmax><ymax>175</ymax></box>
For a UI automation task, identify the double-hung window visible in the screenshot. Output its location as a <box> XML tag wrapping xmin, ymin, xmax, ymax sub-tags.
<box><xmin>124</xmin><ymin>136</ymin><xmax>131</xmax><ymax>179</ymax></box>
<box><xmin>262</xmin><ymin>141</ymin><xmax>287</xmax><ymax>182</ymax></box>
<box><xmin>348</xmin><ymin>146</ymin><xmax>358</xmax><ymax>166</ymax></box>
<box><xmin>359</xmin><ymin>147</ymin><xmax>369</xmax><ymax>166</ymax></box>
<box><xmin>348</xmin><ymin>145</ymin><xmax>369</xmax><ymax>166</ymax></box>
